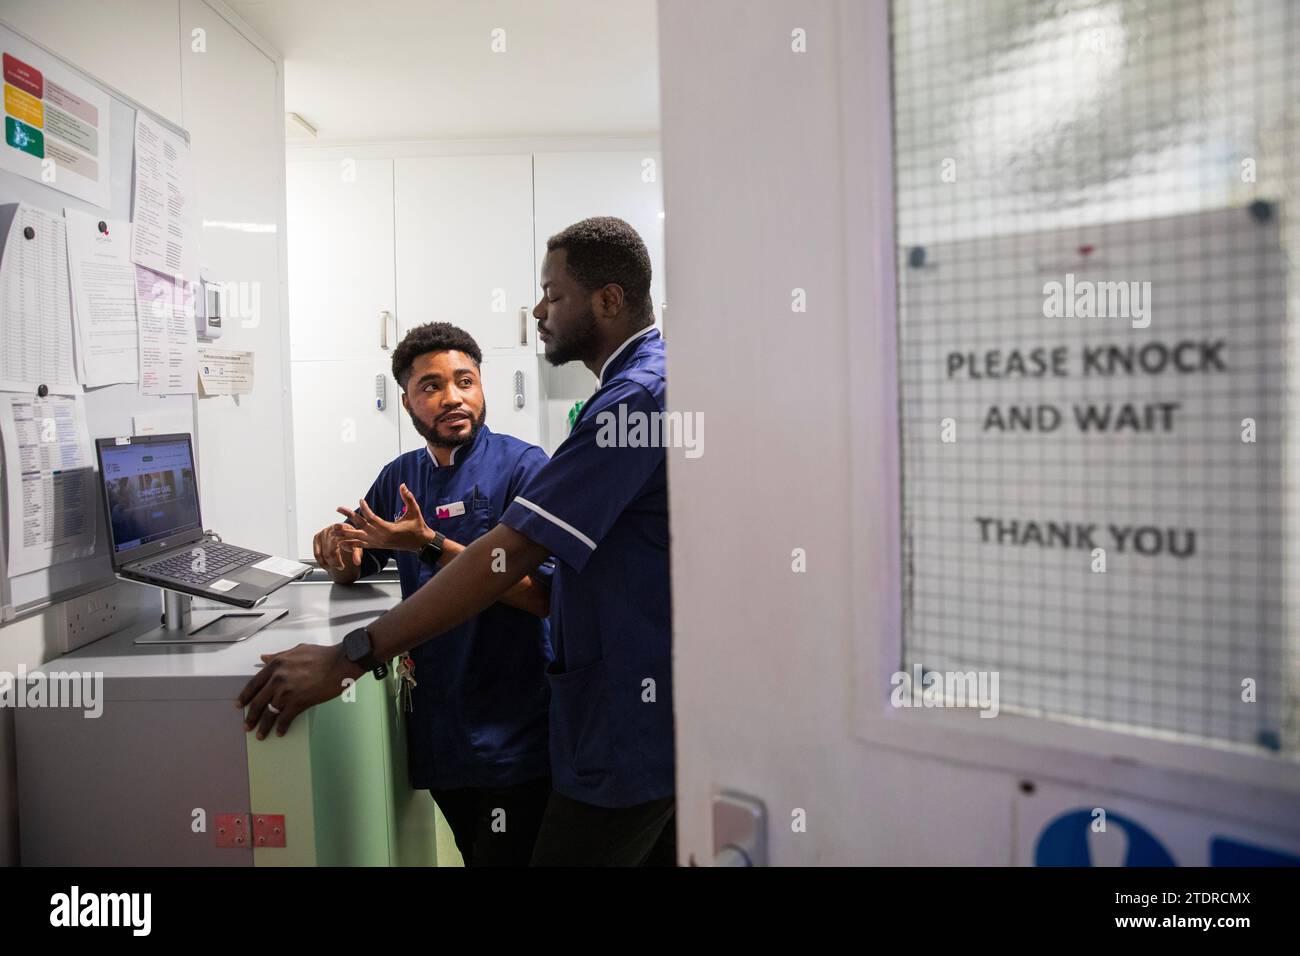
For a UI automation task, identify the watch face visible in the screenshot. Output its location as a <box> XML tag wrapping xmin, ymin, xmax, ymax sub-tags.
<box><xmin>343</xmin><ymin>628</ymin><xmax>369</xmax><ymax>662</ymax></box>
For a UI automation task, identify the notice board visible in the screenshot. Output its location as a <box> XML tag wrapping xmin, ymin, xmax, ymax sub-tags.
<box><xmin>0</xmin><ymin>21</ymin><xmax>196</xmax><ymax>620</ymax></box>
<box><xmin>898</xmin><ymin>204</ymin><xmax>1289</xmax><ymax>751</ymax></box>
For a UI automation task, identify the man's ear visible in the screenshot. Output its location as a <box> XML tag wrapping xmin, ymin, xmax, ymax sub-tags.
<box><xmin>400</xmin><ymin>390</ymin><xmax>411</xmax><ymax>412</ymax></box>
<box><xmin>597</xmin><ymin>283</ymin><xmax>626</xmax><ymax>318</ymax></box>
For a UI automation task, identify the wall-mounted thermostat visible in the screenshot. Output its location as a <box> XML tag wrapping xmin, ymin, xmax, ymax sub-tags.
<box><xmin>195</xmin><ymin>269</ymin><xmax>223</xmax><ymax>340</ymax></box>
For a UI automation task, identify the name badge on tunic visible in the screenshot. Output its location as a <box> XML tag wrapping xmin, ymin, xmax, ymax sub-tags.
<box><xmin>435</xmin><ymin>501</ymin><xmax>466</xmax><ymax>519</ymax></box>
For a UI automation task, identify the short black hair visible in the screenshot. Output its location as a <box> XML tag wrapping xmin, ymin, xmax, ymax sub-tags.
<box><xmin>391</xmin><ymin>321</ymin><xmax>482</xmax><ymax>388</ymax></box>
<box><xmin>547</xmin><ymin>216</ymin><xmax>652</xmax><ymax>321</ymax></box>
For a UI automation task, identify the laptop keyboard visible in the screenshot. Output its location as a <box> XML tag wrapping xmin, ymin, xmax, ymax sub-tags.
<box><xmin>139</xmin><ymin>543</ymin><xmax>266</xmax><ymax>587</ymax></box>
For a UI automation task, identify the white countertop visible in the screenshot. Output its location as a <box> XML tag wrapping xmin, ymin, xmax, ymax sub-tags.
<box><xmin>24</xmin><ymin>580</ymin><xmax>401</xmax><ymax>700</ymax></box>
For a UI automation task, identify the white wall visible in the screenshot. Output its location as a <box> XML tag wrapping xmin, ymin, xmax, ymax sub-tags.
<box><xmin>0</xmin><ymin>0</ymin><xmax>185</xmax><ymax>123</ymax></box>
<box><xmin>659</xmin><ymin>0</ymin><xmax>1006</xmax><ymax>866</ymax></box>
<box><xmin>0</xmin><ymin>0</ymin><xmax>289</xmax><ymax>865</ymax></box>
<box><xmin>659</xmin><ymin>0</ymin><xmax>1300</xmax><ymax>865</ymax></box>
<box><xmin>181</xmin><ymin>0</ymin><xmax>295</xmax><ymax>560</ymax></box>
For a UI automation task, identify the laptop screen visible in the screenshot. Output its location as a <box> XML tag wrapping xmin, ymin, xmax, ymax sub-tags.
<box><xmin>98</xmin><ymin>436</ymin><xmax>202</xmax><ymax>556</ymax></box>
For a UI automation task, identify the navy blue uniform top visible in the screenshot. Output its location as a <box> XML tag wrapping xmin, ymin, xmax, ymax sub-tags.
<box><xmin>355</xmin><ymin>425</ymin><xmax>553</xmax><ymax>791</ymax></box>
<box><xmin>501</xmin><ymin>327</ymin><xmax>673</xmax><ymax>808</ymax></box>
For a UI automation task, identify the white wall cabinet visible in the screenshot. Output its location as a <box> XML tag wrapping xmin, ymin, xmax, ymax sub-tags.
<box><xmin>287</xmin><ymin>158</ymin><xmax>400</xmax><ymax>554</ymax></box>
<box><xmin>393</xmin><ymin>155</ymin><xmax>541</xmax><ymax>452</ymax></box>
<box><xmin>394</xmin><ymin>156</ymin><xmax>536</xmax><ymax>353</ymax></box>
<box><xmin>287</xmin><ymin>159</ymin><xmax>396</xmax><ymax>361</ymax></box>
<box><xmin>287</xmin><ymin>149</ymin><xmax>663</xmax><ymax>557</ymax></box>
<box><xmin>290</xmin><ymin>358</ymin><xmax>400</xmax><ymax>554</ymax></box>
<box><xmin>532</xmin><ymin>151</ymin><xmax>666</xmax><ymax>450</ymax></box>
<box><xmin>533</xmin><ymin>151</ymin><xmax>667</xmax><ymax>319</ymax></box>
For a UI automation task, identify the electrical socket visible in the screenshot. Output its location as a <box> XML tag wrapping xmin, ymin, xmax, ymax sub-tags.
<box><xmin>60</xmin><ymin>586</ymin><xmax>121</xmax><ymax>653</ymax></box>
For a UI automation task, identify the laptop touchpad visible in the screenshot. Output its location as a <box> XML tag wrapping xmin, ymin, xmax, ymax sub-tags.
<box><xmin>233</xmin><ymin>567</ymin><xmax>289</xmax><ymax>588</ymax></box>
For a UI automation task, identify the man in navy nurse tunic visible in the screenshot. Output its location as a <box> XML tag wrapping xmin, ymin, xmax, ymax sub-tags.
<box><xmin>241</xmin><ymin>218</ymin><xmax>674</xmax><ymax>866</ymax></box>
<box><xmin>311</xmin><ymin>321</ymin><xmax>554</xmax><ymax>866</ymax></box>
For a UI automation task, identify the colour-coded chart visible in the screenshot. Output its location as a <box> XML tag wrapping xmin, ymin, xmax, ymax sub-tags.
<box><xmin>0</xmin><ymin>26</ymin><xmax>110</xmax><ymax>208</ymax></box>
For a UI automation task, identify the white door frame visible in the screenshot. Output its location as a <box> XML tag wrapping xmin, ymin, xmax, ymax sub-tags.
<box><xmin>841</xmin><ymin>0</ymin><xmax>1300</xmax><ymax>831</ymax></box>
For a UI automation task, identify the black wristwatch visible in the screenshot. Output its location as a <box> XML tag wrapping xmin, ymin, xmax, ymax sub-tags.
<box><xmin>418</xmin><ymin>531</ymin><xmax>446</xmax><ymax>568</ymax></box>
<box><xmin>342</xmin><ymin>626</ymin><xmax>388</xmax><ymax>680</ymax></box>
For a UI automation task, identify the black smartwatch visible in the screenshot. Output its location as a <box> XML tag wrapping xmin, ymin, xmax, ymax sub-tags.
<box><xmin>342</xmin><ymin>626</ymin><xmax>388</xmax><ymax>680</ymax></box>
<box><xmin>418</xmin><ymin>531</ymin><xmax>446</xmax><ymax>568</ymax></box>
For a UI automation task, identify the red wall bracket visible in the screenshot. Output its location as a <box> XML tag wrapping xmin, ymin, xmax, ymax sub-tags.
<box><xmin>214</xmin><ymin>813</ymin><xmax>250</xmax><ymax>848</ymax></box>
<box><xmin>253</xmin><ymin>813</ymin><xmax>286</xmax><ymax>848</ymax></box>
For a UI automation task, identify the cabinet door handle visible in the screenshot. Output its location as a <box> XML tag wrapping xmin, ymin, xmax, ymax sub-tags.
<box><xmin>379</xmin><ymin>310</ymin><xmax>392</xmax><ymax>350</ymax></box>
<box><xmin>519</xmin><ymin>307</ymin><xmax>529</xmax><ymax>346</ymax></box>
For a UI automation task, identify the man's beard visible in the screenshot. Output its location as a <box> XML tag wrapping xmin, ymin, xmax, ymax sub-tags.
<box><xmin>543</xmin><ymin>306</ymin><xmax>599</xmax><ymax>367</ymax></box>
<box><xmin>408</xmin><ymin>401</ymin><xmax>487</xmax><ymax>448</ymax></box>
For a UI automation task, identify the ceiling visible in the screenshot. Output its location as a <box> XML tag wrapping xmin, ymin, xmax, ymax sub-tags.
<box><xmin>229</xmin><ymin>0</ymin><xmax>661</xmax><ymax>143</ymax></box>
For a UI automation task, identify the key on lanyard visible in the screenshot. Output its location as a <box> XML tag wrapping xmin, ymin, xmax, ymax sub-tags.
<box><xmin>396</xmin><ymin>654</ymin><xmax>417</xmax><ymax>713</ymax></box>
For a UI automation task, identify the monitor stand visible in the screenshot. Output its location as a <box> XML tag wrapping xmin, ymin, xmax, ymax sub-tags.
<box><xmin>133</xmin><ymin>588</ymin><xmax>287</xmax><ymax>645</ymax></box>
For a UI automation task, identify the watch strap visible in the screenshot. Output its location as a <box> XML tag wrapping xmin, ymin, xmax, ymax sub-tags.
<box><xmin>419</xmin><ymin>531</ymin><xmax>446</xmax><ymax>567</ymax></box>
<box><xmin>343</xmin><ymin>626</ymin><xmax>388</xmax><ymax>680</ymax></box>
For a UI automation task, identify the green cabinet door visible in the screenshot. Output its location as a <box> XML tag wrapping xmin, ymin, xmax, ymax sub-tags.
<box><xmin>245</xmin><ymin>669</ymin><xmax>460</xmax><ymax>866</ymax></box>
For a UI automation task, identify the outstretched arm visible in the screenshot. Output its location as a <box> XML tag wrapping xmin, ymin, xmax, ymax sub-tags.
<box><xmin>335</xmin><ymin>485</ymin><xmax>551</xmax><ymax>618</ymax></box>
<box><xmin>237</xmin><ymin>523</ymin><xmax>550</xmax><ymax>739</ymax></box>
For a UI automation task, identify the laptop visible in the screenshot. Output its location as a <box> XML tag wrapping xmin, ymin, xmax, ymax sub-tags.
<box><xmin>95</xmin><ymin>433</ymin><xmax>305</xmax><ymax>608</ymax></box>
